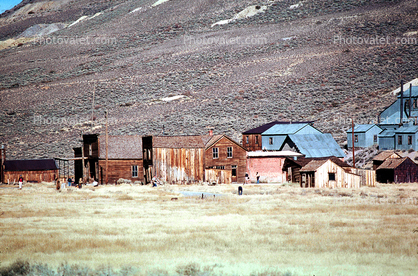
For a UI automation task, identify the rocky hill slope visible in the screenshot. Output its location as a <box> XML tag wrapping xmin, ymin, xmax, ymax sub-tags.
<box><xmin>0</xmin><ymin>0</ymin><xmax>417</xmax><ymax>161</ymax></box>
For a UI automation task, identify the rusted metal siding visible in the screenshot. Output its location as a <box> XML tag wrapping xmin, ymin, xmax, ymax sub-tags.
<box><xmin>205</xmin><ymin>169</ymin><xmax>232</xmax><ymax>184</ymax></box>
<box><xmin>153</xmin><ymin>148</ymin><xmax>205</xmax><ymax>184</ymax></box>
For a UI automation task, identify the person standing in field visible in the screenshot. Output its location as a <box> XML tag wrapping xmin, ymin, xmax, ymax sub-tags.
<box><xmin>18</xmin><ymin>175</ymin><xmax>23</xmax><ymax>190</ymax></box>
<box><xmin>245</xmin><ymin>172</ymin><xmax>249</xmax><ymax>185</ymax></box>
<box><xmin>256</xmin><ymin>172</ymin><xmax>260</xmax><ymax>184</ymax></box>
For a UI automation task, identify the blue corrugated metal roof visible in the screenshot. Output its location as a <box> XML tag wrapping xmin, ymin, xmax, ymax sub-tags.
<box><xmin>395</xmin><ymin>125</ymin><xmax>418</xmax><ymax>133</ymax></box>
<box><xmin>379</xmin><ymin>129</ymin><xmax>396</xmax><ymax>137</ymax></box>
<box><xmin>288</xmin><ymin>134</ymin><xmax>345</xmax><ymax>158</ymax></box>
<box><xmin>398</xmin><ymin>86</ymin><xmax>418</xmax><ymax>98</ymax></box>
<box><xmin>262</xmin><ymin>123</ymin><xmax>309</xmax><ymax>135</ymax></box>
<box><xmin>347</xmin><ymin>124</ymin><xmax>379</xmax><ymax>133</ymax></box>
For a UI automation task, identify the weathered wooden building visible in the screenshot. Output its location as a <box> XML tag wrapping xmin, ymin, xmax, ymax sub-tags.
<box><xmin>97</xmin><ymin>135</ymin><xmax>143</xmax><ymax>184</ymax></box>
<box><xmin>73</xmin><ymin>134</ymin><xmax>99</xmax><ymax>183</ymax></box>
<box><xmin>3</xmin><ymin>159</ymin><xmax>58</xmax><ymax>183</ymax></box>
<box><xmin>143</xmin><ymin>134</ymin><xmax>247</xmax><ymax>184</ymax></box>
<box><xmin>246</xmin><ymin>151</ymin><xmax>304</xmax><ymax>183</ymax></box>
<box><xmin>376</xmin><ymin>157</ymin><xmax>418</xmax><ymax>183</ymax></box>
<box><xmin>282</xmin><ymin>157</ymin><xmax>318</xmax><ymax>184</ymax></box>
<box><xmin>299</xmin><ymin>157</ymin><xmax>374</xmax><ymax>188</ymax></box>
<box><xmin>372</xmin><ymin>151</ymin><xmax>402</xmax><ymax>170</ymax></box>
<box><xmin>205</xmin><ymin>135</ymin><xmax>247</xmax><ymax>184</ymax></box>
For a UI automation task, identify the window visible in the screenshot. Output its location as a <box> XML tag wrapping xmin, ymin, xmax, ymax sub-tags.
<box><xmin>132</xmin><ymin>165</ymin><xmax>138</xmax><ymax>178</ymax></box>
<box><xmin>212</xmin><ymin>148</ymin><xmax>219</xmax><ymax>159</ymax></box>
<box><xmin>354</xmin><ymin>135</ymin><xmax>358</xmax><ymax>143</ymax></box>
<box><xmin>373</xmin><ymin>135</ymin><xmax>377</xmax><ymax>143</ymax></box>
<box><xmin>255</xmin><ymin>136</ymin><xmax>259</xmax><ymax>144</ymax></box>
<box><xmin>227</xmin><ymin>147</ymin><xmax>233</xmax><ymax>158</ymax></box>
<box><xmin>329</xmin><ymin>173</ymin><xmax>335</xmax><ymax>181</ymax></box>
<box><xmin>408</xmin><ymin>135</ymin><xmax>412</xmax><ymax>145</ymax></box>
<box><xmin>398</xmin><ymin>135</ymin><xmax>403</xmax><ymax>145</ymax></box>
<box><xmin>246</xmin><ymin>136</ymin><xmax>249</xmax><ymax>144</ymax></box>
<box><xmin>89</xmin><ymin>144</ymin><xmax>92</xmax><ymax>156</ymax></box>
<box><xmin>414</xmin><ymin>99</ymin><xmax>417</xmax><ymax>108</ymax></box>
<box><xmin>232</xmin><ymin>165</ymin><xmax>237</xmax><ymax>177</ymax></box>
<box><xmin>269</xmin><ymin>137</ymin><xmax>273</xmax><ymax>145</ymax></box>
<box><xmin>216</xmin><ymin>166</ymin><xmax>225</xmax><ymax>169</ymax></box>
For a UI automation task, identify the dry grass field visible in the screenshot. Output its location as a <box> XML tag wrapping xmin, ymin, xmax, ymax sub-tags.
<box><xmin>1</xmin><ymin>182</ymin><xmax>418</xmax><ymax>275</ymax></box>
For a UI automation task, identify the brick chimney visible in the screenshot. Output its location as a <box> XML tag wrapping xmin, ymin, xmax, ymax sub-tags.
<box><xmin>209</xmin><ymin>129</ymin><xmax>213</xmax><ymax>136</ymax></box>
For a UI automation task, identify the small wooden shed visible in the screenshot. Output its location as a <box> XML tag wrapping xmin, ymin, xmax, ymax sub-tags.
<box><xmin>376</xmin><ymin>157</ymin><xmax>418</xmax><ymax>183</ymax></box>
<box><xmin>299</xmin><ymin>158</ymin><xmax>361</xmax><ymax>188</ymax></box>
<box><xmin>3</xmin><ymin>159</ymin><xmax>58</xmax><ymax>183</ymax></box>
<box><xmin>372</xmin><ymin>151</ymin><xmax>402</xmax><ymax>170</ymax></box>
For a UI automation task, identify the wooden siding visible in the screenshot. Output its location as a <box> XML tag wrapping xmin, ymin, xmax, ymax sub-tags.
<box><xmin>243</xmin><ymin>134</ymin><xmax>262</xmax><ymax>151</ymax></box>
<box><xmin>153</xmin><ymin>148</ymin><xmax>204</xmax><ymax>184</ymax></box>
<box><xmin>350</xmin><ymin>168</ymin><xmax>376</xmax><ymax>187</ymax></box>
<box><xmin>301</xmin><ymin>160</ymin><xmax>361</xmax><ymax>188</ymax></box>
<box><xmin>98</xmin><ymin>159</ymin><xmax>143</xmax><ymax>184</ymax></box>
<box><xmin>4</xmin><ymin>170</ymin><xmax>58</xmax><ymax>183</ymax></box>
<box><xmin>205</xmin><ymin>136</ymin><xmax>247</xmax><ymax>183</ymax></box>
<box><xmin>205</xmin><ymin>169</ymin><xmax>232</xmax><ymax>184</ymax></box>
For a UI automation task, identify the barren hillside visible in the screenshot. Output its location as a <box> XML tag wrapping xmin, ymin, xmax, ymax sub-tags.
<box><xmin>0</xmin><ymin>0</ymin><xmax>417</xmax><ymax>160</ymax></box>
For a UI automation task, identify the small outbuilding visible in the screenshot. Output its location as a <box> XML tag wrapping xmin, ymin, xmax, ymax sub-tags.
<box><xmin>3</xmin><ymin>159</ymin><xmax>58</xmax><ymax>183</ymax></box>
<box><xmin>376</xmin><ymin>157</ymin><xmax>418</xmax><ymax>183</ymax></box>
<box><xmin>372</xmin><ymin>151</ymin><xmax>402</xmax><ymax>170</ymax></box>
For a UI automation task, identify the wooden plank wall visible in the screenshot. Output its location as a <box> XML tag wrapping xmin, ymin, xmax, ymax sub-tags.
<box><xmin>205</xmin><ymin>169</ymin><xmax>232</xmax><ymax>184</ymax></box>
<box><xmin>4</xmin><ymin>170</ymin><xmax>58</xmax><ymax>183</ymax></box>
<box><xmin>98</xmin><ymin>159</ymin><xmax>143</xmax><ymax>184</ymax></box>
<box><xmin>153</xmin><ymin>148</ymin><xmax>204</xmax><ymax>184</ymax></box>
<box><xmin>314</xmin><ymin>160</ymin><xmax>361</xmax><ymax>188</ymax></box>
<box><xmin>205</xmin><ymin>137</ymin><xmax>247</xmax><ymax>183</ymax></box>
<box><xmin>351</xmin><ymin>168</ymin><xmax>376</xmax><ymax>187</ymax></box>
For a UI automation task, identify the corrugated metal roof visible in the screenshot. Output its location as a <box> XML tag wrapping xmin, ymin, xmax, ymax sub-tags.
<box><xmin>347</xmin><ymin>124</ymin><xmax>380</xmax><ymax>133</ymax></box>
<box><xmin>378</xmin><ymin>129</ymin><xmax>396</xmax><ymax>137</ymax></box>
<box><xmin>4</xmin><ymin>159</ymin><xmax>58</xmax><ymax>171</ymax></box>
<box><xmin>99</xmin><ymin>135</ymin><xmax>143</xmax><ymax>159</ymax></box>
<box><xmin>242</xmin><ymin>121</ymin><xmax>314</xmax><ymax>134</ymax></box>
<box><xmin>395</xmin><ymin>125</ymin><xmax>418</xmax><ymax>133</ymax></box>
<box><xmin>288</xmin><ymin>134</ymin><xmax>345</xmax><ymax>158</ymax></box>
<box><xmin>262</xmin><ymin>123</ymin><xmax>310</xmax><ymax>135</ymax></box>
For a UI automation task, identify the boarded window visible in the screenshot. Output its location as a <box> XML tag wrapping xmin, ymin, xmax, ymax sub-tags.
<box><xmin>408</xmin><ymin>135</ymin><xmax>412</xmax><ymax>145</ymax></box>
<box><xmin>374</xmin><ymin>135</ymin><xmax>377</xmax><ymax>143</ymax></box>
<box><xmin>132</xmin><ymin>165</ymin><xmax>138</xmax><ymax>178</ymax></box>
<box><xmin>232</xmin><ymin>165</ymin><xmax>237</xmax><ymax>177</ymax></box>
<box><xmin>398</xmin><ymin>136</ymin><xmax>402</xmax><ymax>145</ymax></box>
<box><xmin>329</xmin><ymin>173</ymin><xmax>335</xmax><ymax>181</ymax></box>
<box><xmin>246</xmin><ymin>136</ymin><xmax>249</xmax><ymax>144</ymax></box>
<box><xmin>227</xmin><ymin>147</ymin><xmax>233</xmax><ymax>158</ymax></box>
<box><xmin>354</xmin><ymin>135</ymin><xmax>358</xmax><ymax>143</ymax></box>
<box><xmin>213</xmin><ymin>148</ymin><xmax>219</xmax><ymax>159</ymax></box>
<box><xmin>269</xmin><ymin>137</ymin><xmax>273</xmax><ymax>145</ymax></box>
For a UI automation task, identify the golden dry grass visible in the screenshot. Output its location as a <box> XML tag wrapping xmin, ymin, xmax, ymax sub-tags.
<box><xmin>1</xmin><ymin>182</ymin><xmax>418</xmax><ymax>275</ymax></box>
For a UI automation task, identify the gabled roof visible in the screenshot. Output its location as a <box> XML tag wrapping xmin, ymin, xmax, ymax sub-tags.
<box><xmin>153</xmin><ymin>135</ymin><xmax>211</xmax><ymax>149</ymax></box>
<box><xmin>376</xmin><ymin>157</ymin><xmax>416</xmax><ymax>170</ymax></box>
<box><xmin>4</xmin><ymin>159</ymin><xmax>58</xmax><ymax>171</ymax></box>
<box><xmin>373</xmin><ymin>151</ymin><xmax>401</xmax><ymax>161</ymax></box>
<box><xmin>378</xmin><ymin>129</ymin><xmax>396</xmax><ymax>137</ymax></box>
<box><xmin>347</xmin><ymin>124</ymin><xmax>381</xmax><ymax>133</ymax></box>
<box><xmin>242</xmin><ymin>121</ymin><xmax>314</xmax><ymax>134</ymax></box>
<box><xmin>299</xmin><ymin>157</ymin><xmax>351</xmax><ymax>172</ymax></box>
<box><xmin>247</xmin><ymin>151</ymin><xmax>303</xmax><ymax>158</ymax></box>
<box><xmin>287</xmin><ymin>134</ymin><xmax>345</xmax><ymax>158</ymax></box>
<box><xmin>205</xmin><ymin>135</ymin><xmax>247</xmax><ymax>151</ymax></box>
<box><xmin>99</xmin><ymin>135</ymin><xmax>142</xmax><ymax>159</ymax></box>
<box><xmin>262</xmin><ymin>123</ymin><xmax>314</xmax><ymax>135</ymax></box>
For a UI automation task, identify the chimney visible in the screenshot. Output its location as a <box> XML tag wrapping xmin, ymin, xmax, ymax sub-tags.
<box><xmin>209</xmin><ymin>129</ymin><xmax>213</xmax><ymax>136</ymax></box>
<box><xmin>400</xmin><ymin>80</ymin><xmax>404</xmax><ymax>126</ymax></box>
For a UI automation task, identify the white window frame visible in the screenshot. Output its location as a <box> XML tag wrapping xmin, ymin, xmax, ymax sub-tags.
<box><xmin>132</xmin><ymin>165</ymin><xmax>138</xmax><ymax>178</ymax></box>
<box><xmin>212</xmin><ymin>148</ymin><xmax>219</xmax><ymax>159</ymax></box>
<box><xmin>227</xmin><ymin>147</ymin><xmax>233</xmax><ymax>158</ymax></box>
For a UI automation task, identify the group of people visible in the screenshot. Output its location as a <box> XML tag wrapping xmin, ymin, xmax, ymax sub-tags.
<box><xmin>244</xmin><ymin>172</ymin><xmax>261</xmax><ymax>184</ymax></box>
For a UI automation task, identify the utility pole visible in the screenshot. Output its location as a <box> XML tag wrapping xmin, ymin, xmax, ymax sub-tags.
<box><xmin>105</xmin><ymin>110</ymin><xmax>109</xmax><ymax>185</ymax></box>
<box><xmin>352</xmin><ymin>118</ymin><xmax>355</xmax><ymax>168</ymax></box>
<box><xmin>81</xmin><ymin>132</ymin><xmax>85</xmax><ymax>183</ymax></box>
<box><xmin>91</xmin><ymin>83</ymin><xmax>95</xmax><ymax>132</ymax></box>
